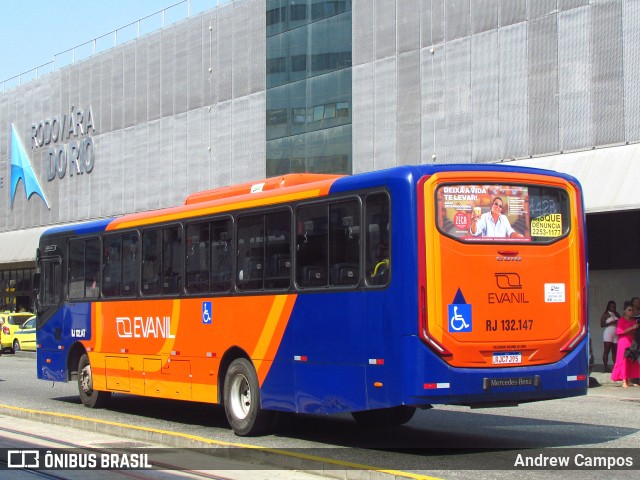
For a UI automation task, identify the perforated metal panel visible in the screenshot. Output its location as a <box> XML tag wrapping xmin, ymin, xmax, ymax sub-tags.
<box><xmin>232</xmin><ymin>2</ymin><xmax>250</xmax><ymax>99</ymax></box>
<box><xmin>499</xmin><ymin>23</ymin><xmax>528</xmax><ymax>158</ymax></box>
<box><xmin>528</xmin><ymin>0</ymin><xmax>557</xmax><ymax>19</ymax></box>
<box><xmin>471</xmin><ymin>0</ymin><xmax>498</xmax><ymax>35</ymax></box>
<box><xmin>443</xmin><ymin>37</ymin><xmax>472</xmax><ymax>163</ymax></box>
<box><xmin>161</xmin><ymin>27</ymin><xmax>175</xmax><ymax>118</ymax></box>
<box><xmin>445</xmin><ymin>0</ymin><xmax>470</xmax><ymax>42</ymax></box>
<box><xmin>398</xmin><ymin>51</ymin><xmax>421</xmax><ymax>165</ymax></box>
<box><xmin>558</xmin><ymin>0</ymin><xmax>589</xmax><ymax>11</ymax></box>
<box><xmin>558</xmin><ymin>7</ymin><xmax>591</xmax><ymax>151</ymax></box>
<box><xmin>352</xmin><ymin>63</ymin><xmax>374</xmax><ymax>173</ymax></box>
<box><xmin>174</xmin><ymin>22</ymin><xmax>189</xmax><ymax>115</ymax></box>
<box><xmin>147</xmin><ymin>32</ymin><xmax>162</xmax><ymax>122</ymax></box>
<box><xmin>188</xmin><ymin>16</ymin><xmax>204</xmax><ymax>109</ymax></box>
<box><xmin>375</xmin><ymin>0</ymin><xmax>396</xmax><ymax>60</ymax></box>
<box><xmin>374</xmin><ymin>57</ymin><xmax>397</xmax><ymax>170</ymax></box>
<box><xmin>135</xmin><ymin>36</ymin><xmax>149</xmax><ymax>125</ymax></box>
<box><xmin>353</xmin><ymin>0</ymin><xmax>373</xmax><ymax>64</ymax></box>
<box><xmin>624</xmin><ymin>0</ymin><xmax>640</xmax><ymax>142</ymax></box>
<box><xmin>123</xmin><ymin>45</ymin><xmax>136</xmax><ymax>128</ymax></box>
<box><xmin>421</xmin><ymin>44</ymin><xmax>445</xmax><ymax>163</ymax></box>
<box><xmin>591</xmin><ymin>0</ymin><xmax>624</xmax><ymax>146</ymax></box>
<box><xmin>499</xmin><ymin>0</ymin><xmax>526</xmax><ymax>27</ymax></box>
<box><xmin>218</xmin><ymin>5</ymin><xmax>234</xmax><ymax>102</ymax></box>
<box><xmin>398</xmin><ymin>0</ymin><xmax>420</xmax><ymax>54</ymax></box>
<box><xmin>471</xmin><ymin>30</ymin><xmax>500</xmax><ymax>162</ymax></box>
<box><xmin>528</xmin><ymin>15</ymin><xmax>559</xmax><ymax>155</ymax></box>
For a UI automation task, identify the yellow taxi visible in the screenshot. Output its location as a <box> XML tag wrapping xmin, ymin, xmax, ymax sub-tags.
<box><xmin>12</xmin><ymin>316</ymin><xmax>36</xmax><ymax>352</ymax></box>
<box><xmin>0</xmin><ymin>312</ymin><xmax>34</xmax><ymax>353</ymax></box>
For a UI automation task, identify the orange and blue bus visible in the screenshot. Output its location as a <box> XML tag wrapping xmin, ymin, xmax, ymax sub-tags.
<box><xmin>35</xmin><ymin>164</ymin><xmax>588</xmax><ymax>436</ymax></box>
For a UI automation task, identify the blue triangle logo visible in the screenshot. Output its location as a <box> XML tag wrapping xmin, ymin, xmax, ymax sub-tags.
<box><xmin>10</xmin><ymin>124</ymin><xmax>50</xmax><ymax>209</ymax></box>
<box><xmin>452</xmin><ymin>288</ymin><xmax>467</xmax><ymax>304</ymax></box>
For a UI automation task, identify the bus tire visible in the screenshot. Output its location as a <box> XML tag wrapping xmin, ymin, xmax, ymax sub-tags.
<box><xmin>78</xmin><ymin>353</ymin><xmax>111</xmax><ymax>408</ymax></box>
<box><xmin>223</xmin><ymin>358</ymin><xmax>272</xmax><ymax>436</ymax></box>
<box><xmin>351</xmin><ymin>406</ymin><xmax>416</xmax><ymax>427</ymax></box>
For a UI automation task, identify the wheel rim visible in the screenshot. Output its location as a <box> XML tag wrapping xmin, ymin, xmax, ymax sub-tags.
<box><xmin>80</xmin><ymin>363</ymin><xmax>93</xmax><ymax>394</ymax></box>
<box><xmin>13</xmin><ymin>340</ymin><xmax>19</xmax><ymax>352</ymax></box>
<box><xmin>229</xmin><ymin>373</ymin><xmax>251</xmax><ymax>420</ymax></box>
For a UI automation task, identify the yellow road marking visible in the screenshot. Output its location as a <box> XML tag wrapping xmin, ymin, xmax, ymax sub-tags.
<box><xmin>0</xmin><ymin>403</ymin><xmax>440</xmax><ymax>479</ymax></box>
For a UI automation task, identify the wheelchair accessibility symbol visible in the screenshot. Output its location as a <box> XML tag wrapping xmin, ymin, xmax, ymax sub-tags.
<box><xmin>448</xmin><ymin>304</ymin><xmax>472</xmax><ymax>332</ymax></box>
<box><xmin>202</xmin><ymin>301</ymin><xmax>212</xmax><ymax>324</ymax></box>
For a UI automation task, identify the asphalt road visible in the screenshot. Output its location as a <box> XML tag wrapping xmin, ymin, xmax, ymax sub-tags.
<box><xmin>1</xmin><ymin>354</ymin><xmax>639</xmax><ymax>479</ymax></box>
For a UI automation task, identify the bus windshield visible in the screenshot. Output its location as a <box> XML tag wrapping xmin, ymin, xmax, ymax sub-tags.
<box><xmin>436</xmin><ymin>183</ymin><xmax>570</xmax><ymax>243</ymax></box>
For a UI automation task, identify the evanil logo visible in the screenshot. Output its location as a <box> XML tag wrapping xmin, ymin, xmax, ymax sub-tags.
<box><xmin>10</xmin><ymin>124</ymin><xmax>50</xmax><ymax>209</ymax></box>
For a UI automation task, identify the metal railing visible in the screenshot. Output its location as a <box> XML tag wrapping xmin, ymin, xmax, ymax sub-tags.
<box><xmin>1</xmin><ymin>0</ymin><xmax>232</xmax><ymax>93</ymax></box>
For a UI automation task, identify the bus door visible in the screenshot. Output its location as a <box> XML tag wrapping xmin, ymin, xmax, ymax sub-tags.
<box><xmin>420</xmin><ymin>172</ymin><xmax>586</xmax><ymax>369</ymax></box>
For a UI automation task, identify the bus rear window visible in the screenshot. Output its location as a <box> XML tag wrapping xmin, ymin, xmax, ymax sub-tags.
<box><xmin>436</xmin><ymin>184</ymin><xmax>571</xmax><ymax>243</ymax></box>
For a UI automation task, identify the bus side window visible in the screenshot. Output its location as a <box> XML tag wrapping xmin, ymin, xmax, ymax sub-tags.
<box><xmin>69</xmin><ymin>241</ymin><xmax>85</xmax><ymax>299</ymax></box>
<box><xmin>186</xmin><ymin>222</ymin><xmax>211</xmax><ymax>293</ymax></box>
<box><xmin>85</xmin><ymin>238</ymin><xmax>101</xmax><ymax>298</ymax></box>
<box><xmin>142</xmin><ymin>230</ymin><xmax>161</xmax><ymax>295</ymax></box>
<box><xmin>102</xmin><ymin>235</ymin><xmax>122</xmax><ymax>297</ymax></box>
<box><xmin>162</xmin><ymin>226</ymin><xmax>183</xmax><ymax>295</ymax></box>
<box><xmin>122</xmin><ymin>233</ymin><xmax>139</xmax><ymax>296</ymax></box>
<box><xmin>329</xmin><ymin>200</ymin><xmax>360</xmax><ymax>286</ymax></box>
<box><xmin>69</xmin><ymin>237</ymin><xmax>101</xmax><ymax>299</ymax></box>
<box><xmin>212</xmin><ymin>218</ymin><xmax>233</xmax><ymax>292</ymax></box>
<box><xmin>296</xmin><ymin>204</ymin><xmax>328</xmax><ymax>288</ymax></box>
<box><xmin>365</xmin><ymin>193</ymin><xmax>391</xmax><ymax>287</ymax></box>
<box><xmin>265</xmin><ymin>210</ymin><xmax>291</xmax><ymax>290</ymax></box>
<box><xmin>237</xmin><ymin>214</ymin><xmax>265</xmax><ymax>291</ymax></box>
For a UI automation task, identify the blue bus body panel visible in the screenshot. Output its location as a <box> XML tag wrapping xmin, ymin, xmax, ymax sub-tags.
<box><xmin>37</xmin><ymin>303</ymin><xmax>93</xmax><ymax>382</ymax></box>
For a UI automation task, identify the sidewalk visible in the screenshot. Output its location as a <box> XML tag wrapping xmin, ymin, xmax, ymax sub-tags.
<box><xmin>589</xmin><ymin>364</ymin><xmax>618</xmax><ymax>387</ymax></box>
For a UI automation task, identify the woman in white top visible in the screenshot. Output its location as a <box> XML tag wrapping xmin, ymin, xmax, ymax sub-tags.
<box><xmin>600</xmin><ymin>300</ymin><xmax>619</xmax><ymax>372</ymax></box>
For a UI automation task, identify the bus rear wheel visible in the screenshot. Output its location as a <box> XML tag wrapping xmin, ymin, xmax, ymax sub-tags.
<box><xmin>351</xmin><ymin>406</ymin><xmax>416</xmax><ymax>427</ymax></box>
<box><xmin>78</xmin><ymin>353</ymin><xmax>111</xmax><ymax>408</ymax></box>
<box><xmin>223</xmin><ymin>358</ymin><xmax>272</xmax><ymax>436</ymax></box>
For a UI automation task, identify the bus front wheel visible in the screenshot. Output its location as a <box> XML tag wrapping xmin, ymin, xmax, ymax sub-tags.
<box><xmin>78</xmin><ymin>353</ymin><xmax>111</xmax><ymax>408</ymax></box>
<box><xmin>351</xmin><ymin>406</ymin><xmax>416</xmax><ymax>427</ymax></box>
<box><xmin>223</xmin><ymin>358</ymin><xmax>272</xmax><ymax>436</ymax></box>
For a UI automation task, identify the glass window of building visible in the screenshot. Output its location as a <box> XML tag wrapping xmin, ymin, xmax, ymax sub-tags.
<box><xmin>266</xmin><ymin>1</ymin><xmax>352</xmax><ymax>176</ymax></box>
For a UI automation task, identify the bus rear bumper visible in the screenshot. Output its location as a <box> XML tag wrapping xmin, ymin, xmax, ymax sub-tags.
<box><xmin>403</xmin><ymin>338</ymin><xmax>589</xmax><ymax>407</ymax></box>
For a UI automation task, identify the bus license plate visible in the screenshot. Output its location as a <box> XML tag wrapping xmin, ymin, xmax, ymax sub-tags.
<box><xmin>492</xmin><ymin>352</ymin><xmax>522</xmax><ymax>365</ymax></box>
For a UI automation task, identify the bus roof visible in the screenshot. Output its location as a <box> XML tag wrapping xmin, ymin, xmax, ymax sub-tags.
<box><xmin>39</xmin><ymin>164</ymin><xmax>581</xmax><ymax>238</ymax></box>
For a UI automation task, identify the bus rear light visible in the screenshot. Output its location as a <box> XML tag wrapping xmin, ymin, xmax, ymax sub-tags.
<box><xmin>368</xmin><ymin>359</ymin><xmax>384</xmax><ymax>365</ymax></box>
<box><xmin>121</xmin><ymin>348</ymin><xmax>128</xmax><ymax>353</ymax></box>
<box><xmin>567</xmin><ymin>375</ymin><xmax>587</xmax><ymax>382</ymax></box>
<box><xmin>419</xmin><ymin>286</ymin><xmax>452</xmax><ymax>357</ymax></box>
<box><xmin>560</xmin><ymin>324</ymin><xmax>587</xmax><ymax>352</ymax></box>
<box><xmin>57</xmin><ymin>345</ymin><xmax>64</xmax><ymax>350</ymax></box>
<box><xmin>206</xmin><ymin>352</ymin><xmax>216</xmax><ymax>358</ymax></box>
<box><xmin>171</xmin><ymin>351</ymin><xmax>180</xmax><ymax>356</ymax></box>
<box><xmin>424</xmin><ymin>383</ymin><xmax>450</xmax><ymax>390</ymax></box>
<box><xmin>294</xmin><ymin>355</ymin><xmax>308</xmax><ymax>362</ymax></box>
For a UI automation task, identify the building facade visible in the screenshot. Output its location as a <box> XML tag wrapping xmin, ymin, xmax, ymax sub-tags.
<box><xmin>1</xmin><ymin>0</ymin><xmax>639</xmax><ymax>362</ymax></box>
